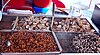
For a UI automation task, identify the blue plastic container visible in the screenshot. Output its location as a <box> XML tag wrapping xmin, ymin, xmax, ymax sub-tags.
<box><xmin>33</xmin><ymin>5</ymin><xmax>51</xmax><ymax>14</ymax></box>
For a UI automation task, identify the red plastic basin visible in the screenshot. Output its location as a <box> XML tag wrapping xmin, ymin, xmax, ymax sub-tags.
<box><xmin>33</xmin><ymin>0</ymin><xmax>52</xmax><ymax>8</ymax></box>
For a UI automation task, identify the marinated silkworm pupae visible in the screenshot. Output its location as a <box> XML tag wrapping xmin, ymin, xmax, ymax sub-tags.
<box><xmin>0</xmin><ymin>32</ymin><xmax>58</xmax><ymax>52</ymax></box>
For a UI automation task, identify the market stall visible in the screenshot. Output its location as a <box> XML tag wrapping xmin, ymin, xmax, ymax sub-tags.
<box><xmin>0</xmin><ymin>0</ymin><xmax>100</xmax><ymax>55</ymax></box>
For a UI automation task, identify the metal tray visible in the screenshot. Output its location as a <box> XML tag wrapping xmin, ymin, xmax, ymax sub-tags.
<box><xmin>52</xmin><ymin>17</ymin><xmax>96</xmax><ymax>33</ymax></box>
<box><xmin>0</xmin><ymin>30</ymin><xmax>62</xmax><ymax>55</ymax></box>
<box><xmin>55</xmin><ymin>32</ymin><xmax>100</xmax><ymax>53</ymax></box>
<box><xmin>87</xmin><ymin>17</ymin><xmax>100</xmax><ymax>34</ymax></box>
<box><xmin>0</xmin><ymin>16</ymin><xmax>18</xmax><ymax>30</ymax></box>
<box><xmin>13</xmin><ymin>16</ymin><xmax>52</xmax><ymax>31</ymax></box>
<box><xmin>3</xmin><ymin>13</ymin><xmax>53</xmax><ymax>17</ymax></box>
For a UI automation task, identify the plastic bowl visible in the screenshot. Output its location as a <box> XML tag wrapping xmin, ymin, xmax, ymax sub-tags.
<box><xmin>33</xmin><ymin>5</ymin><xmax>49</xmax><ymax>14</ymax></box>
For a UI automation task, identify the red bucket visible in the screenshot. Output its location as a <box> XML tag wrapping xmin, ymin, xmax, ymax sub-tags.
<box><xmin>5</xmin><ymin>0</ymin><xmax>25</xmax><ymax>7</ymax></box>
<box><xmin>33</xmin><ymin>0</ymin><xmax>52</xmax><ymax>8</ymax></box>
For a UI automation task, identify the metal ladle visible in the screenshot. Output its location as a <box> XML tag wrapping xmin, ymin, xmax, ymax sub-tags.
<box><xmin>6</xmin><ymin>39</ymin><xmax>11</xmax><ymax>47</ymax></box>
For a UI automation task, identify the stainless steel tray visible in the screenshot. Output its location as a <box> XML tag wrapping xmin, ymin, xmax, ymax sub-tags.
<box><xmin>3</xmin><ymin>13</ymin><xmax>53</xmax><ymax>17</ymax></box>
<box><xmin>2</xmin><ymin>15</ymin><xmax>99</xmax><ymax>34</ymax></box>
<box><xmin>55</xmin><ymin>32</ymin><xmax>100</xmax><ymax>53</ymax></box>
<box><xmin>0</xmin><ymin>16</ymin><xmax>18</xmax><ymax>30</ymax></box>
<box><xmin>0</xmin><ymin>30</ymin><xmax>62</xmax><ymax>55</ymax></box>
<box><xmin>52</xmin><ymin>17</ymin><xmax>97</xmax><ymax>33</ymax></box>
<box><xmin>13</xmin><ymin>16</ymin><xmax>52</xmax><ymax>31</ymax></box>
<box><xmin>55</xmin><ymin>32</ymin><xmax>79</xmax><ymax>53</ymax></box>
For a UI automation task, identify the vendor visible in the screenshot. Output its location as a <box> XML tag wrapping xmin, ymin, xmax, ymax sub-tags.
<box><xmin>33</xmin><ymin>0</ymin><xmax>65</xmax><ymax>8</ymax></box>
<box><xmin>3</xmin><ymin>0</ymin><xmax>65</xmax><ymax>14</ymax></box>
<box><xmin>32</xmin><ymin>0</ymin><xmax>65</xmax><ymax>13</ymax></box>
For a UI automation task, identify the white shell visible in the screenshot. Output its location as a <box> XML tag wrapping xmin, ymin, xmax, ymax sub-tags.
<box><xmin>59</xmin><ymin>22</ymin><xmax>62</xmax><ymax>24</ymax></box>
<box><xmin>46</xmin><ymin>27</ymin><xmax>50</xmax><ymax>30</ymax></box>
<box><xmin>54</xmin><ymin>22</ymin><xmax>58</xmax><ymax>25</ymax></box>
<box><xmin>29</xmin><ymin>28</ymin><xmax>33</xmax><ymax>30</ymax></box>
<box><xmin>46</xmin><ymin>22</ymin><xmax>49</xmax><ymax>26</ymax></box>
<box><xmin>43</xmin><ymin>18</ymin><xmax>48</xmax><ymax>21</ymax></box>
<box><xmin>26</xmin><ymin>25</ymin><xmax>30</xmax><ymax>28</ymax></box>
<box><xmin>57</xmin><ymin>25</ymin><xmax>62</xmax><ymax>28</ymax></box>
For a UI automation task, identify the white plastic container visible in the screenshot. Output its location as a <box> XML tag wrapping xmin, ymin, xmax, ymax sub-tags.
<box><xmin>70</xmin><ymin>4</ymin><xmax>81</xmax><ymax>17</ymax></box>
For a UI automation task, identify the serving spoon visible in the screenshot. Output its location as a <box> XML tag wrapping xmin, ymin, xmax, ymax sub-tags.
<box><xmin>6</xmin><ymin>39</ymin><xmax>11</xmax><ymax>47</ymax></box>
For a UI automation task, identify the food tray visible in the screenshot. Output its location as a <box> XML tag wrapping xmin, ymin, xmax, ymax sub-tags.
<box><xmin>0</xmin><ymin>30</ymin><xmax>62</xmax><ymax>55</ymax></box>
<box><xmin>52</xmin><ymin>17</ymin><xmax>96</xmax><ymax>33</ymax></box>
<box><xmin>55</xmin><ymin>32</ymin><xmax>100</xmax><ymax>53</ymax></box>
<box><xmin>13</xmin><ymin>16</ymin><xmax>52</xmax><ymax>31</ymax></box>
<box><xmin>0</xmin><ymin>16</ymin><xmax>17</xmax><ymax>30</ymax></box>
